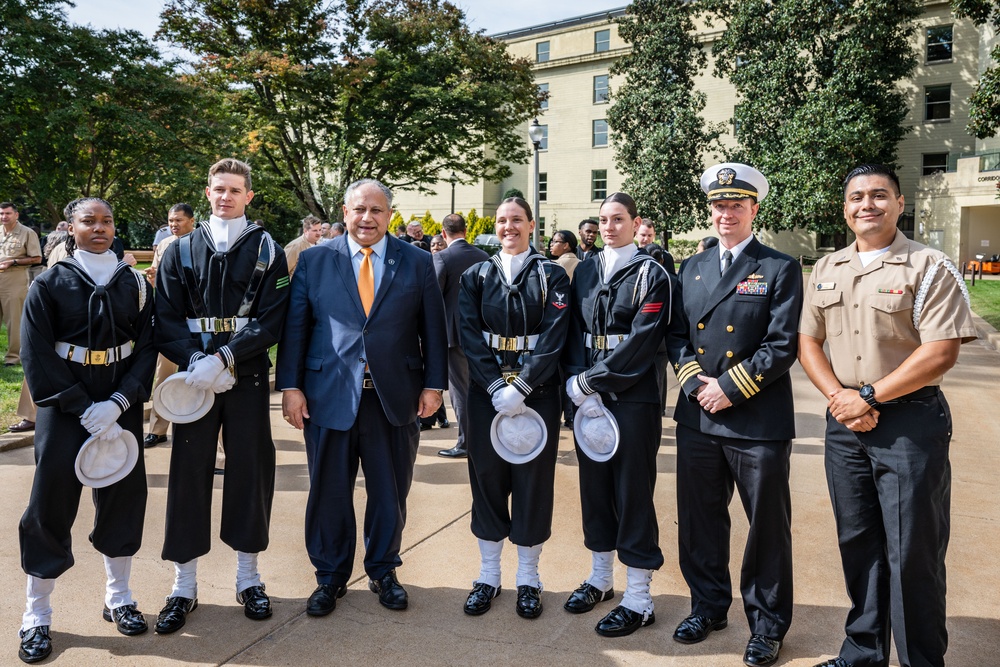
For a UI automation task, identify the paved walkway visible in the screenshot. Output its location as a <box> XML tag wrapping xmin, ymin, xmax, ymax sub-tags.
<box><xmin>1</xmin><ymin>336</ymin><xmax>999</xmax><ymax>666</ymax></box>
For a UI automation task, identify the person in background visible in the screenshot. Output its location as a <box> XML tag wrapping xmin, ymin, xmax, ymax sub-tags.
<box><xmin>284</xmin><ymin>215</ymin><xmax>324</xmax><ymax>277</ymax></box>
<box><xmin>406</xmin><ymin>221</ymin><xmax>430</xmax><ymax>252</ymax></box>
<box><xmin>549</xmin><ymin>230</ymin><xmax>580</xmax><ymax>282</ymax></box>
<box><xmin>696</xmin><ymin>236</ymin><xmax>718</xmax><ymax>254</ymax></box>
<box><xmin>0</xmin><ymin>202</ymin><xmax>43</xmax><ymax>366</ymax></box>
<box><xmin>430</xmin><ymin>235</ymin><xmax>447</xmax><ymax>253</ymax></box>
<box><xmin>575</xmin><ymin>219</ymin><xmax>602</xmax><ymax>261</ymax></box>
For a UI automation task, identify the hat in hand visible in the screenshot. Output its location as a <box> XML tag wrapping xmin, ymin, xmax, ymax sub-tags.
<box><xmin>152</xmin><ymin>372</ymin><xmax>214</xmax><ymax>424</ymax></box>
<box><xmin>490</xmin><ymin>408</ymin><xmax>548</xmax><ymax>464</ymax></box>
<box><xmin>75</xmin><ymin>430</ymin><xmax>139</xmax><ymax>488</ymax></box>
<box><xmin>574</xmin><ymin>405</ymin><xmax>620</xmax><ymax>462</ymax></box>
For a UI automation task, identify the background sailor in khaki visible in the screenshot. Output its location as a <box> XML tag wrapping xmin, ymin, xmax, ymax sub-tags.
<box><xmin>0</xmin><ymin>202</ymin><xmax>42</xmax><ymax>365</ymax></box>
<box><xmin>283</xmin><ymin>215</ymin><xmax>323</xmax><ymax>276</ymax></box>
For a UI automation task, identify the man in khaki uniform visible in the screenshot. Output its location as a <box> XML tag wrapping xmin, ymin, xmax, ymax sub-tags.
<box><xmin>143</xmin><ymin>203</ymin><xmax>196</xmax><ymax>448</ymax></box>
<box><xmin>284</xmin><ymin>215</ymin><xmax>323</xmax><ymax>276</ymax></box>
<box><xmin>0</xmin><ymin>202</ymin><xmax>42</xmax><ymax>366</ymax></box>
<box><xmin>798</xmin><ymin>164</ymin><xmax>977</xmax><ymax>667</ymax></box>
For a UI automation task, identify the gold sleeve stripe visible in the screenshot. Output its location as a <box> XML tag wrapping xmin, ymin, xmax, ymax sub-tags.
<box><xmin>728</xmin><ymin>366</ymin><xmax>752</xmax><ymax>399</ymax></box>
<box><xmin>676</xmin><ymin>361</ymin><xmax>704</xmax><ymax>385</ymax></box>
<box><xmin>734</xmin><ymin>363</ymin><xmax>760</xmax><ymax>394</ymax></box>
<box><xmin>727</xmin><ymin>363</ymin><xmax>760</xmax><ymax>399</ymax></box>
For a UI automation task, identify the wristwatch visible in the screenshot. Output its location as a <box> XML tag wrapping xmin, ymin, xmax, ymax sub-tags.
<box><xmin>859</xmin><ymin>383</ymin><xmax>879</xmax><ymax>408</ymax></box>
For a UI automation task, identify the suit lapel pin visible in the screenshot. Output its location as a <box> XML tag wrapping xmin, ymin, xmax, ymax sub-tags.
<box><xmin>387</xmin><ymin>259</ymin><xmax>395</xmax><ymax>265</ymax></box>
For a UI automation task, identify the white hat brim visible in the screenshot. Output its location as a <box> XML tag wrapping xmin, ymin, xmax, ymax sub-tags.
<box><xmin>573</xmin><ymin>406</ymin><xmax>621</xmax><ymax>462</ymax></box>
<box><xmin>152</xmin><ymin>372</ymin><xmax>214</xmax><ymax>424</ymax></box>
<box><xmin>75</xmin><ymin>430</ymin><xmax>139</xmax><ymax>488</ymax></box>
<box><xmin>490</xmin><ymin>408</ymin><xmax>548</xmax><ymax>464</ymax></box>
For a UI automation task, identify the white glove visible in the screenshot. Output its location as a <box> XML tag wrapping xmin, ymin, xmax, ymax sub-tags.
<box><xmin>579</xmin><ymin>394</ymin><xmax>605</xmax><ymax>419</ymax></box>
<box><xmin>186</xmin><ymin>355</ymin><xmax>226</xmax><ymax>390</ymax></box>
<box><xmin>80</xmin><ymin>400</ymin><xmax>123</xmax><ymax>436</ymax></box>
<box><xmin>210</xmin><ymin>368</ymin><xmax>236</xmax><ymax>394</ymax></box>
<box><xmin>566</xmin><ymin>375</ymin><xmax>588</xmax><ymax>406</ymax></box>
<box><xmin>491</xmin><ymin>384</ymin><xmax>527</xmax><ymax>416</ymax></box>
<box><xmin>97</xmin><ymin>422</ymin><xmax>124</xmax><ymax>442</ymax></box>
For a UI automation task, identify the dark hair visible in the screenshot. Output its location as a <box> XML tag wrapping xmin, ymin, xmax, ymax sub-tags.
<box><xmin>701</xmin><ymin>236</ymin><xmax>718</xmax><ymax>251</ymax></box>
<box><xmin>64</xmin><ymin>197</ymin><xmax>114</xmax><ymax>256</ymax></box>
<box><xmin>601</xmin><ymin>192</ymin><xmax>638</xmax><ymax>218</ymax></box>
<box><xmin>498</xmin><ymin>196</ymin><xmax>533</xmax><ymax>221</ymax></box>
<box><xmin>553</xmin><ymin>229</ymin><xmax>578</xmax><ymax>253</ymax></box>
<box><xmin>169</xmin><ymin>203</ymin><xmax>194</xmax><ymax>218</ymax></box>
<box><xmin>843</xmin><ymin>164</ymin><xmax>901</xmax><ymax>197</ymax></box>
<box><xmin>0</xmin><ymin>202</ymin><xmax>16</xmax><ymax>211</ymax></box>
<box><xmin>441</xmin><ymin>213</ymin><xmax>466</xmax><ymax>235</ymax></box>
<box><xmin>578</xmin><ymin>218</ymin><xmax>598</xmax><ymax>230</ymax></box>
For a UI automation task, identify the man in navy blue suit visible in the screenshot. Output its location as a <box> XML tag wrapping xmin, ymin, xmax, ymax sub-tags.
<box><xmin>276</xmin><ymin>179</ymin><xmax>448</xmax><ymax>617</ymax></box>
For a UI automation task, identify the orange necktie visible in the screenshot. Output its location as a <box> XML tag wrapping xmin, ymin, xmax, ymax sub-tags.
<box><xmin>359</xmin><ymin>247</ymin><xmax>374</xmax><ymax>315</ymax></box>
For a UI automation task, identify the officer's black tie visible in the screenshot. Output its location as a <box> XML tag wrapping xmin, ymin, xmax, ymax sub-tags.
<box><xmin>721</xmin><ymin>249</ymin><xmax>733</xmax><ymax>275</ymax></box>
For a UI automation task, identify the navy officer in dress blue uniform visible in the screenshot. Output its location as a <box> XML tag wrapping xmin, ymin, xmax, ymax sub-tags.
<box><xmin>666</xmin><ymin>163</ymin><xmax>803</xmax><ymax>667</ymax></box>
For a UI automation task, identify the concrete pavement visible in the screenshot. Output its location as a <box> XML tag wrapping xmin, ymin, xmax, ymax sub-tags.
<box><xmin>1</xmin><ymin>337</ymin><xmax>999</xmax><ymax>666</ymax></box>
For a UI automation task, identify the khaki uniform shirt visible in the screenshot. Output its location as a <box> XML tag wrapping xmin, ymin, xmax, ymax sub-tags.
<box><xmin>284</xmin><ymin>235</ymin><xmax>314</xmax><ymax>277</ymax></box>
<box><xmin>0</xmin><ymin>222</ymin><xmax>42</xmax><ymax>272</ymax></box>
<box><xmin>151</xmin><ymin>234</ymin><xmax>180</xmax><ymax>271</ymax></box>
<box><xmin>799</xmin><ymin>230</ymin><xmax>977</xmax><ymax>388</ymax></box>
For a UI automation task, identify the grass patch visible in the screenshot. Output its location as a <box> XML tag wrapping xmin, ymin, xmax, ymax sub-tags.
<box><xmin>966</xmin><ymin>280</ymin><xmax>1000</xmax><ymax>330</ymax></box>
<box><xmin>0</xmin><ymin>326</ymin><xmax>22</xmax><ymax>434</ymax></box>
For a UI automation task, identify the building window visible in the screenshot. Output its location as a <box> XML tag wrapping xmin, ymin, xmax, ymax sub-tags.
<box><xmin>539</xmin><ymin>173</ymin><xmax>547</xmax><ymax>202</ymax></box>
<box><xmin>595</xmin><ymin>29</ymin><xmax>610</xmax><ymax>53</ymax></box>
<box><xmin>593</xmin><ymin>119</ymin><xmax>608</xmax><ymax>147</ymax></box>
<box><xmin>593</xmin><ymin>74</ymin><xmax>609</xmax><ymax>104</ymax></box>
<box><xmin>924</xmin><ymin>84</ymin><xmax>951</xmax><ymax>121</ymax></box>
<box><xmin>592</xmin><ymin>170</ymin><xmax>608</xmax><ymax>200</ymax></box>
<box><xmin>921</xmin><ymin>153</ymin><xmax>949</xmax><ymax>175</ymax></box>
<box><xmin>538</xmin><ymin>124</ymin><xmax>548</xmax><ymax>150</ymax></box>
<box><xmin>927</xmin><ymin>25</ymin><xmax>953</xmax><ymax>62</ymax></box>
<box><xmin>538</xmin><ymin>83</ymin><xmax>548</xmax><ymax>110</ymax></box>
<box><xmin>536</xmin><ymin>41</ymin><xmax>549</xmax><ymax>63</ymax></box>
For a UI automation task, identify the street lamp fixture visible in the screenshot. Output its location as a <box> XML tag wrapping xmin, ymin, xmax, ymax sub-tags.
<box><xmin>449</xmin><ymin>171</ymin><xmax>458</xmax><ymax>215</ymax></box>
<box><xmin>528</xmin><ymin>118</ymin><xmax>544</xmax><ymax>248</ymax></box>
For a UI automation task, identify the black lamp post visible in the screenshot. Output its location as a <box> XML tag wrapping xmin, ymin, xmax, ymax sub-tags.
<box><xmin>449</xmin><ymin>171</ymin><xmax>458</xmax><ymax>214</ymax></box>
<box><xmin>528</xmin><ymin>118</ymin><xmax>544</xmax><ymax>248</ymax></box>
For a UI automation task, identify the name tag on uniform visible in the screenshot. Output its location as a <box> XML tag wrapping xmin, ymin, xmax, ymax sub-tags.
<box><xmin>816</xmin><ymin>282</ymin><xmax>836</xmax><ymax>290</ymax></box>
<box><xmin>736</xmin><ymin>279</ymin><xmax>768</xmax><ymax>296</ymax></box>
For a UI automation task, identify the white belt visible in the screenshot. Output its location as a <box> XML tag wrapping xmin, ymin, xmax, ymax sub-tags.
<box><xmin>55</xmin><ymin>340</ymin><xmax>133</xmax><ymax>366</ymax></box>
<box><xmin>482</xmin><ymin>331</ymin><xmax>539</xmax><ymax>352</ymax></box>
<box><xmin>187</xmin><ymin>317</ymin><xmax>252</xmax><ymax>333</ymax></box>
<box><xmin>585</xmin><ymin>333</ymin><xmax>629</xmax><ymax>350</ymax></box>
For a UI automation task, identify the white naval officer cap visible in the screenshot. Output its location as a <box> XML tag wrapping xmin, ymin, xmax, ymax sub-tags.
<box><xmin>700</xmin><ymin>163</ymin><xmax>769</xmax><ymax>203</ymax></box>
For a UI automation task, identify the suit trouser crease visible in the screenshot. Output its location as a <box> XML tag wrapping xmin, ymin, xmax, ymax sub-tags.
<box><xmin>577</xmin><ymin>400</ymin><xmax>664</xmax><ymax>570</ymax></box>
<box><xmin>304</xmin><ymin>389</ymin><xmax>419</xmax><ymax>586</ymax></box>
<box><xmin>675</xmin><ymin>423</ymin><xmax>793</xmax><ymax>639</ymax></box>
<box><xmin>466</xmin><ymin>384</ymin><xmax>560</xmax><ymax>546</ymax></box>
<box><xmin>447</xmin><ymin>345</ymin><xmax>471</xmax><ymax>449</ymax></box>
<box><xmin>825</xmin><ymin>395</ymin><xmax>951</xmax><ymax>667</ymax></box>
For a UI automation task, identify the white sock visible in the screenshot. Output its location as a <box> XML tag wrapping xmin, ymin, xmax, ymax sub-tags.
<box><xmin>476</xmin><ymin>539</ymin><xmax>503</xmax><ymax>588</ymax></box>
<box><xmin>585</xmin><ymin>550</ymin><xmax>615</xmax><ymax>593</ymax></box>
<box><xmin>236</xmin><ymin>551</ymin><xmax>261</xmax><ymax>594</ymax></box>
<box><xmin>620</xmin><ymin>566</ymin><xmax>653</xmax><ymax>616</ymax></box>
<box><xmin>170</xmin><ymin>559</ymin><xmax>198</xmax><ymax>599</ymax></box>
<box><xmin>22</xmin><ymin>576</ymin><xmax>55</xmax><ymax>632</ymax></box>
<box><xmin>515</xmin><ymin>543</ymin><xmax>543</xmax><ymax>589</ymax></box>
<box><xmin>103</xmin><ymin>555</ymin><xmax>135</xmax><ymax>610</ymax></box>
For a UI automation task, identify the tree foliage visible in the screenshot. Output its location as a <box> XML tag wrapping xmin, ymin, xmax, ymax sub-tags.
<box><xmin>159</xmin><ymin>0</ymin><xmax>540</xmax><ymax>222</ymax></box>
<box><xmin>953</xmin><ymin>0</ymin><xmax>1000</xmax><ymax>138</ymax></box>
<box><xmin>609</xmin><ymin>0</ymin><xmax>724</xmax><ymax>234</ymax></box>
<box><xmin>0</xmin><ymin>0</ymin><xmax>226</xmax><ymax>237</ymax></box>
<box><xmin>708</xmin><ymin>0</ymin><xmax>921</xmax><ymax>234</ymax></box>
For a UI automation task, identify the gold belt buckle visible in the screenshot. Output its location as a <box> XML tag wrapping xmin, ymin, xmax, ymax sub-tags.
<box><xmin>362</xmin><ymin>378</ymin><xmax>375</xmax><ymax>389</ymax></box>
<box><xmin>592</xmin><ymin>335</ymin><xmax>606</xmax><ymax>350</ymax></box>
<box><xmin>85</xmin><ymin>349</ymin><xmax>108</xmax><ymax>366</ymax></box>
<box><xmin>497</xmin><ymin>336</ymin><xmax>519</xmax><ymax>352</ymax></box>
<box><xmin>501</xmin><ymin>370</ymin><xmax>520</xmax><ymax>384</ymax></box>
<box><xmin>213</xmin><ymin>318</ymin><xmax>235</xmax><ymax>333</ymax></box>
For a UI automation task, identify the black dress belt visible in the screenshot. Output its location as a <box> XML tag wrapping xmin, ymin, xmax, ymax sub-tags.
<box><xmin>884</xmin><ymin>386</ymin><xmax>939</xmax><ymax>404</ymax></box>
<box><xmin>363</xmin><ymin>373</ymin><xmax>375</xmax><ymax>390</ymax></box>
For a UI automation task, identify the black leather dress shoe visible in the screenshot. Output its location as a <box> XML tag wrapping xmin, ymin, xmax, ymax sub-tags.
<box><xmin>813</xmin><ymin>658</ymin><xmax>852</xmax><ymax>667</ymax></box>
<box><xmin>237</xmin><ymin>585</ymin><xmax>272</xmax><ymax>620</ymax></box>
<box><xmin>563</xmin><ymin>582</ymin><xmax>615</xmax><ymax>614</ymax></box>
<box><xmin>419</xmin><ymin>422</ymin><xmax>433</xmax><ymax>431</ymax></box>
<box><xmin>154</xmin><ymin>596</ymin><xmax>197</xmax><ymax>634</ymax></box>
<box><xmin>306</xmin><ymin>584</ymin><xmax>346</xmax><ymax>617</ymax></box>
<box><xmin>369</xmin><ymin>570</ymin><xmax>407</xmax><ymax>610</ymax></box>
<box><xmin>143</xmin><ymin>434</ymin><xmax>167</xmax><ymax>448</ymax></box>
<box><xmin>744</xmin><ymin>634</ymin><xmax>781</xmax><ymax>666</ymax></box>
<box><xmin>9</xmin><ymin>420</ymin><xmax>34</xmax><ymax>433</ymax></box>
<box><xmin>463</xmin><ymin>582</ymin><xmax>500</xmax><ymax>616</ymax></box>
<box><xmin>102</xmin><ymin>604</ymin><xmax>148</xmax><ymax>635</ymax></box>
<box><xmin>672</xmin><ymin>613</ymin><xmax>728</xmax><ymax>644</ymax></box>
<box><xmin>438</xmin><ymin>418</ymin><xmax>451</xmax><ymax>428</ymax></box>
<box><xmin>437</xmin><ymin>446</ymin><xmax>467</xmax><ymax>458</ymax></box>
<box><xmin>595</xmin><ymin>605</ymin><xmax>655</xmax><ymax>637</ymax></box>
<box><xmin>18</xmin><ymin>626</ymin><xmax>51</xmax><ymax>664</ymax></box>
<box><xmin>515</xmin><ymin>585</ymin><xmax>542</xmax><ymax>619</ymax></box>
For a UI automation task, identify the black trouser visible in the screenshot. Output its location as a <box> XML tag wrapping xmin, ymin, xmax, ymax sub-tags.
<box><xmin>577</xmin><ymin>400</ymin><xmax>663</xmax><ymax>570</ymax></box>
<box><xmin>466</xmin><ymin>383</ymin><xmax>560</xmax><ymax>546</ymax></box>
<box><xmin>825</xmin><ymin>391</ymin><xmax>951</xmax><ymax>667</ymax></box>
<box><xmin>303</xmin><ymin>389</ymin><xmax>420</xmax><ymax>586</ymax></box>
<box><xmin>20</xmin><ymin>405</ymin><xmax>147</xmax><ymax>579</ymax></box>
<box><xmin>162</xmin><ymin>373</ymin><xmax>275</xmax><ymax>563</ymax></box>
<box><xmin>675</xmin><ymin>423</ymin><xmax>792</xmax><ymax>640</ymax></box>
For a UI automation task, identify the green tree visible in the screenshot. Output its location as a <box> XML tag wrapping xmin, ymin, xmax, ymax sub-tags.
<box><xmin>159</xmin><ymin>0</ymin><xmax>540</xmax><ymax>221</ymax></box>
<box><xmin>708</xmin><ymin>0</ymin><xmax>921</xmax><ymax>234</ymax></box>
<box><xmin>609</xmin><ymin>0</ymin><xmax>724</xmax><ymax>234</ymax></box>
<box><xmin>953</xmin><ymin>0</ymin><xmax>1000</xmax><ymax>138</ymax></box>
<box><xmin>0</xmin><ymin>0</ymin><xmax>226</xmax><ymax>235</ymax></box>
